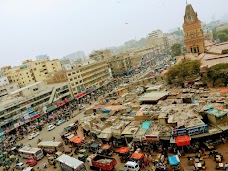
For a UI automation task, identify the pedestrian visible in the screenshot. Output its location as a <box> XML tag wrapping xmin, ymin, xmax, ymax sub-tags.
<box><xmin>141</xmin><ymin>162</ymin><xmax>146</xmax><ymax>170</ymax></box>
<box><xmin>53</xmin><ymin>160</ymin><xmax>56</xmax><ymax>168</ymax></box>
<box><xmin>148</xmin><ymin>154</ymin><xmax>152</xmax><ymax>164</ymax></box>
<box><xmin>177</xmin><ymin>150</ymin><xmax>181</xmax><ymax>157</ymax></box>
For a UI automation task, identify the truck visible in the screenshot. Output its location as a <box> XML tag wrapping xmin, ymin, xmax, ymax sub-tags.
<box><xmin>86</xmin><ymin>154</ymin><xmax>117</xmax><ymax>171</ymax></box>
<box><xmin>56</xmin><ymin>154</ymin><xmax>86</xmax><ymax>171</ymax></box>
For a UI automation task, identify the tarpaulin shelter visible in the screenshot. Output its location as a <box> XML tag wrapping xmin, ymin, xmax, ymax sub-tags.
<box><xmin>175</xmin><ymin>135</ymin><xmax>191</xmax><ymax>146</ymax></box>
<box><xmin>168</xmin><ymin>155</ymin><xmax>180</xmax><ymax>166</ymax></box>
<box><xmin>69</xmin><ymin>136</ymin><xmax>83</xmax><ymax>144</ymax></box>
<box><xmin>116</xmin><ymin>147</ymin><xmax>129</xmax><ymax>154</ymax></box>
<box><xmin>131</xmin><ymin>153</ymin><xmax>145</xmax><ymax>160</ymax></box>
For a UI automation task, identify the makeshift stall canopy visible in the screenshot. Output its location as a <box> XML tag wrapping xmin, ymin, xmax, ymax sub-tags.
<box><xmin>175</xmin><ymin>135</ymin><xmax>190</xmax><ymax>146</ymax></box>
<box><xmin>168</xmin><ymin>155</ymin><xmax>180</xmax><ymax>166</ymax></box>
<box><xmin>131</xmin><ymin>153</ymin><xmax>145</xmax><ymax>160</ymax></box>
<box><xmin>69</xmin><ymin>136</ymin><xmax>84</xmax><ymax>144</ymax></box>
<box><xmin>116</xmin><ymin>147</ymin><xmax>129</xmax><ymax>154</ymax></box>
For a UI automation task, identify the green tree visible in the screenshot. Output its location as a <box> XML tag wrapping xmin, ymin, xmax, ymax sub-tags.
<box><xmin>166</xmin><ymin>59</ymin><xmax>201</xmax><ymax>85</ymax></box>
<box><xmin>206</xmin><ymin>63</ymin><xmax>228</xmax><ymax>87</ymax></box>
<box><xmin>171</xmin><ymin>43</ymin><xmax>182</xmax><ymax>57</ymax></box>
<box><xmin>217</xmin><ymin>32</ymin><xmax>228</xmax><ymax>42</ymax></box>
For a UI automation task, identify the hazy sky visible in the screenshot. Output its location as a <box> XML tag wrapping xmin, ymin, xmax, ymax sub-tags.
<box><xmin>0</xmin><ymin>0</ymin><xmax>227</xmax><ymax>67</ymax></box>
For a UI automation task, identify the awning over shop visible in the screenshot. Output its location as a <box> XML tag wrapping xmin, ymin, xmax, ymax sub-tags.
<box><xmin>175</xmin><ymin>135</ymin><xmax>191</xmax><ymax>146</ymax></box>
<box><xmin>75</xmin><ymin>92</ymin><xmax>87</xmax><ymax>99</ymax></box>
<box><xmin>168</xmin><ymin>155</ymin><xmax>180</xmax><ymax>166</ymax></box>
<box><xmin>69</xmin><ymin>136</ymin><xmax>84</xmax><ymax>144</ymax></box>
<box><xmin>116</xmin><ymin>147</ymin><xmax>129</xmax><ymax>154</ymax></box>
<box><xmin>47</xmin><ymin>105</ymin><xmax>57</xmax><ymax>113</ymax></box>
<box><xmin>131</xmin><ymin>153</ymin><xmax>145</xmax><ymax>160</ymax></box>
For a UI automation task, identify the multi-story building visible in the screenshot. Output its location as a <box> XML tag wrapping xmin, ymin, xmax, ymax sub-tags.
<box><xmin>0</xmin><ymin>83</ymin><xmax>19</xmax><ymax>98</ymax></box>
<box><xmin>183</xmin><ymin>4</ymin><xmax>205</xmax><ymax>53</ymax></box>
<box><xmin>89</xmin><ymin>49</ymin><xmax>112</xmax><ymax>61</ymax></box>
<box><xmin>108</xmin><ymin>55</ymin><xmax>133</xmax><ymax>77</ymax></box>
<box><xmin>60</xmin><ymin>59</ymin><xmax>74</xmax><ymax>71</ymax></box>
<box><xmin>27</xmin><ymin>58</ymin><xmax>62</xmax><ymax>82</ymax></box>
<box><xmin>0</xmin><ymin>77</ymin><xmax>10</xmax><ymax>86</ymax></box>
<box><xmin>2</xmin><ymin>57</ymin><xmax>62</xmax><ymax>87</ymax></box>
<box><xmin>6</xmin><ymin>64</ymin><xmax>36</xmax><ymax>87</ymax></box>
<box><xmin>146</xmin><ymin>30</ymin><xmax>169</xmax><ymax>54</ymax></box>
<box><xmin>148</xmin><ymin>29</ymin><xmax>163</xmax><ymax>39</ymax></box>
<box><xmin>0</xmin><ymin>81</ymin><xmax>72</xmax><ymax>135</ymax></box>
<box><xmin>66</xmin><ymin>60</ymin><xmax>110</xmax><ymax>98</ymax></box>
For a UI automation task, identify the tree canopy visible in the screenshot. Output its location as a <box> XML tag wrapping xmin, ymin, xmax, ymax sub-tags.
<box><xmin>166</xmin><ymin>59</ymin><xmax>201</xmax><ymax>85</ymax></box>
<box><xmin>215</xmin><ymin>29</ymin><xmax>228</xmax><ymax>42</ymax></box>
<box><xmin>206</xmin><ymin>63</ymin><xmax>228</xmax><ymax>87</ymax></box>
<box><xmin>171</xmin><ymin>43</ymin><xmax>182</xmax><ymax>57</ymax></box>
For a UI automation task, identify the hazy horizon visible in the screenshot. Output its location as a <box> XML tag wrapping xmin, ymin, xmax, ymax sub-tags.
<box><xmin>0</xmin><ymin>0</ymin><xmax>227</xmax><ymax>68</ymax></box>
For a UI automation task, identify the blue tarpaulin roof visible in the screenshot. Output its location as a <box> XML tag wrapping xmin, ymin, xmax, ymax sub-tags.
<box><xmin>168</xmin><ymin>155</ymin><xmax>180</xmax><ymax>166</ymax></box>
<box><xmin>142</xmin><ymin>120</ymin><xmax>152</xmax><ymax>130</ymax></box>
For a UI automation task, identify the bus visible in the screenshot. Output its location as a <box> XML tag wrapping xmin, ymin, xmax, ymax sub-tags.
<box><xmin>37</xmin><ymin>141</ymin><xmax>64</xmax><ymax>154</ymax></box>
<box><xmin>19</xmin><ymin>146</ymin><xmax>44</xmax><ymax>160</ymax></box>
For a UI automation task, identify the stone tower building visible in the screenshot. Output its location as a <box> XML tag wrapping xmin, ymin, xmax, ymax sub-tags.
<box><xmin>183</xmin><ymin>4</ymin><xmax>205</xmax><ymax>54</ymax></box>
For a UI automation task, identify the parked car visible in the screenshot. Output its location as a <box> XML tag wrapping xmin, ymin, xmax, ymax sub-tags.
<box><xmin>28</xmin><ymin>132</ymin><xmax>40</xmax><ymax>140</ymax></box>
<box><xmin>56</xmin><ymin>119</ymin><xmax>66</xmax><ymax>126</ymax></box>
<box><xmin>16</xmin><ymin>162</ymin><xmax>25</xmax><ymax>170</ymax></box>
<box><xmin>26</xmin><ymin>159</ymin><xmax>37</xmax><ymax>167</ymax></box>
<box><xmin>119</xmin><ymin>161</ymin><xmax>140</xmax><ymax>171</ymax></box>
<box><xmin>79</xmin><ymin>105</ymin><xmax>85</xmax><ymax>110</ymax></box>
<box><xmin>23</xmin><ymin>167</ymin><xmax>34</xmax><ymax>171</ymax></box>
<box><xmin>47</xmin><ymin>124</ymin><xmax>55</xmax><ymax>131</ymax></box>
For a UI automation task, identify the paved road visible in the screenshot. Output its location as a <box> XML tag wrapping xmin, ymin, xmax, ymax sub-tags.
<box><xmin>17</xmin><ymin>111</ymin><xmax>84</xmax><ymax>147</ymax></box>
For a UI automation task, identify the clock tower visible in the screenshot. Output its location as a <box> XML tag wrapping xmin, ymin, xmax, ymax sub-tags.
<box><xmin>183</xmin><ymin>4</ymin><xmax>205</xmax><ymax>54</ymax></box>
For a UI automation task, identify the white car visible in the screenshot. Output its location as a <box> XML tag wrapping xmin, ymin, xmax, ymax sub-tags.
<box><xmin>56</xmin><ymin>119</ymin><xmax>66</xmax><ymax>126</ymax></box>
<box><xmin>28</xmin><ymin>132</ymin><xmax>40</xmax><ymax>140</ymax></box>
<box><xmin>47</xmin><ymin>124</ymin><xmax>55</xmax><ymax>131</ymax></box>
<box><xmin>23</xmin><ymin>167</ymin><xmax>34</xmax><ymax>171</ymax></box>
<box><xmin>79</xmin><ymin>105</ymin><xmax>85</xmax><ymax>110</ymax></box>
<box><xmin>16</xmin><ymin>162</ymin><xmax>25</xmax><ymax>170</ymax></box>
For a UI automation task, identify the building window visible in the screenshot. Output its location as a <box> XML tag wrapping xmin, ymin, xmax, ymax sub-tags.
<box><xmin>70</xmin><ymin>78</ymin><xmax>73</xmax><ymax>81</ymax></box>
<box><xmin>72</xmin><ymin>72</ymin><xmax>75</xmax><ymax>74</ymax></box>
<box><xmin>68</xmin><ymin>73</ymin><xmax>71</xmax><ymax>76</ymax></box>
<box><xmin>33</xmin><ymin>88</ymin><xmax>38</xmax><ymax>91</ymax></box>
<box><xmin>34</xmin><ymin>68</ymin><xmax>36</xmax><ymax>71</ymax></box>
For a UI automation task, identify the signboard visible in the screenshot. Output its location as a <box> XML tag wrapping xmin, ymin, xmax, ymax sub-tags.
<box><xmin>29</xmin><ymin>113</ymin><xmax>41</xmax><ymax>121</ymax></box>
<box><xmin>145</xmin><ymin>135</ymin><xmax>160</xmax><ymax>142</ymax></box>
<box><xmin>75</xmin><ymin>91</ymin><xmax>87</xmax><ymax>99</ymax></box>
<box><xmin>187</xmin><ymin>125</ymin><xmax>209</xmax><ymax>136</ymax></box>
<box><xmin>172</xmin><ymin>125</ymin><xmax>209</xmax><ymax>137</ymax></box>
<box><xmin>172</xmin><ymin>128</ymin><xmax>187</xmax><ymax>137</ymax></box>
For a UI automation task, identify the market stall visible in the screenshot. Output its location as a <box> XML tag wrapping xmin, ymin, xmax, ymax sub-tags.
<box><xmin>175</xmin><ymin>135</ymin><xmax>191</xmax><ymax>146</ymax></box>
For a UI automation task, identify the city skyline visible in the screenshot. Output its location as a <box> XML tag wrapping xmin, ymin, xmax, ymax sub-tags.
<box><xmin>0</xmin><ymin>0</ymin><xmax>227</xmax><ymax>67</ymax></box>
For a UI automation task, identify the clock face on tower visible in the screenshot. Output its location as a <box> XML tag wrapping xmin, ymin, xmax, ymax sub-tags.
<box><xmin>190</xmin><ymin>32</ymin><xmax>195</xmax><ymax>38</ymax></box>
